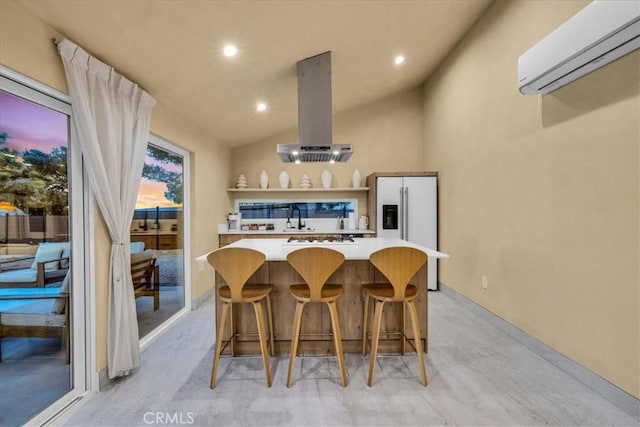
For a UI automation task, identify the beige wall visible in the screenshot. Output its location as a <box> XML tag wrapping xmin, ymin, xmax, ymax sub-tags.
<box><xmin>231</xmin><ymin>87</ymin><xmax>425</xmax><ymax>209</ymax></box>
<box><xmin>422</xmin><ymin>0</ymin><xmax>639</xmax><ymax>398</ymax></box>
<box><xmin>0</xmin><ymin>1</ymin><xmax>231</xmax><ymax>372</ymax></box>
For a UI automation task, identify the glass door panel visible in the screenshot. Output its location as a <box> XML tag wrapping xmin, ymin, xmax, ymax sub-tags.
<box><xmin>0</xmin><ymin>88</ymin><xmax>72</xmax><ymax>426</ymax></box>
<box><xmin>131</xmin><ymin>142</ymin><xmax>185</xmax><ymax>338</ymax></box>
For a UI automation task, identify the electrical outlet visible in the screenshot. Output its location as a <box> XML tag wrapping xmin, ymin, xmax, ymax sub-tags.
<box><xmin>482</xmin><ymin>276</ymin><xmax>488</xmax><ymax>289</ymax></box>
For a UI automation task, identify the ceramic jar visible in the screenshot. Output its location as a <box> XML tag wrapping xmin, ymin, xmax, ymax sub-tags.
<box><xmin>236</xmin><ymin>174</ymin><xmax>247</xmax><ymax>189</ymax></box>
<box><xmin>300</xmin><ymin>174</ymin><xmax>311</xmax><ymax>189</ymax></box>
<box><xmin>321</xmin><ymin>170</ymin><xmax>332</xmax><ymax>189</ymax></box>
<box><xmin>358</xmin><ymin>216</ymin><xmax>369</xmax><ymax>230</ymax></box>
<box><xmin>259</xmin><ymin>170</ymin><xmax>269</xmax><ymax>189</ymax></box>
<box><xmin>352</xmin><ymin>169</ymin><xmax>361</xmax><ymax>188</ymax></box>
<box><xmin>279</xmin><ymin>171</ymin><xmax>289</xmax><ymax>189</ymax></box>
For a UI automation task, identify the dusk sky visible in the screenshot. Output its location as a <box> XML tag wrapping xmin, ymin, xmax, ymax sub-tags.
<box><xmin>137</xmin><ymin>179</ymin><xmax>181</xmax><ymax>209</ymax></box>
<box><xmin>0</xmin><ymin>91</ymin><xmax>67</xmax><ymax>153</ymax></box>
<box><xmin>1</xmin><ymin>90</ymin><xmax>181</xmax><ymax>209</ymax></box>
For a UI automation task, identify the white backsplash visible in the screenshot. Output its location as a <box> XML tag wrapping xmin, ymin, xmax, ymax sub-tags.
<box><xmin>219</xmin><ymin>217</ymin><xmax>368</xmax><ymax>233</ymax></box>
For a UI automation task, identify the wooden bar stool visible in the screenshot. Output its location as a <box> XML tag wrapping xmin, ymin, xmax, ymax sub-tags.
<box><xmin>207</xmin><ymin>247</ymin><xmax>275</xmax><ymax>389</ymax></box>
<box><xmin>286</xmin><ymin>247</ymin><xmax>348</xmax><ymax>387</ymax></box>
<box><xmin>362</xmin><ymin>246</ymin><xmax>428</xmax><ymax>386</ymax></box>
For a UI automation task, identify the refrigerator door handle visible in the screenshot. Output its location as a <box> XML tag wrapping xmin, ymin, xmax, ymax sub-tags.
<box><xmin>404</xmin><ymin>186</ymin><xmax>409</xmax><ymax>239</ymax></box>
<box><xmin>399</xmin><ymin>187</ymin><xmax>404</xmax><ymax>239</ymax></box>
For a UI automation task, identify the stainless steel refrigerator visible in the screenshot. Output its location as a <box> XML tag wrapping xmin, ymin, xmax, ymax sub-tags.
<box><xmin>375</xmin><ymin>175</ymin><xmax>438</xmax><ymax>290</ymax></box>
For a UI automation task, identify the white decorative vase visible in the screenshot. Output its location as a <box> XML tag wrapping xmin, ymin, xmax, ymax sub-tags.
<box><xmin>321</xmin><ymin>170</ymin><xmax>332</xmax><ymax>189</ymax></box>
<box><xmin>279</xmin><ymin>171</ymin><xmax>289</xmax><ymax>189</ymax></box>
<box><xmin>259</xmin><ymin>170</ymin><xmax>269</xmax><ymax>189</ymax></box>
<box><xmin>352</xmin><ymin>169</ymin><xmax>361</xmax><ymax>188</ymax></box>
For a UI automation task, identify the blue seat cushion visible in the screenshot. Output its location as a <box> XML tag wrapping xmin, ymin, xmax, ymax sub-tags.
<box><xmin>0</xmin><ymin>269</ymin><xmax>37</xmax><ymax>283</ymax></box>
<box><xmin>0</xmin><ymin>299</ymin><xmax>64</xmax><ymax>327</ymax></box>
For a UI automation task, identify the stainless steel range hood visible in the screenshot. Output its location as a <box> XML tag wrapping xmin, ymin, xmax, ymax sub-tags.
<box><xmin>277</xmin><ymin>52</ymin><xmax>353</xmax><ymax>163</ymax></box>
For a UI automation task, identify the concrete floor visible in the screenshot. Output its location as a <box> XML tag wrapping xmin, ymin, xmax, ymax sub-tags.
<box><xmin>0</xmin><ymin>337</ymin><xmax>70</xmax><ymax>426</ymax></box>
<box><xmin>137</xmin><ymin>285</ymin><xmax>185</xmax><ymax>338</ymax></box>
<box><xmin>64</xmin><ymin>292</ymin><xmax>637</xmax><ymax>427</ymax></box>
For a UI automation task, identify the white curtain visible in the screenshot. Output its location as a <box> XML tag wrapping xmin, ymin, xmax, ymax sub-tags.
<box><xmin>58</xmin><ymin>39</ymin><xmax>156</xmax><ymax>378</ymax></box>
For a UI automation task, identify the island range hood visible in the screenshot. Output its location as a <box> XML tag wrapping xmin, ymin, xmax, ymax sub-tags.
<box><xmin>277</xmin><ymin>51</ymin><xmax>353</xmax><ymax>163</ymax></box>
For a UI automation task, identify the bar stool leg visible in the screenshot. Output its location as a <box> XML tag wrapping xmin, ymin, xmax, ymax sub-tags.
<box><xmin>407</xmin><ymin>300</ymin><xmax>427</xmax><ymax>386</ymax></box>
<box><xmin>229</xmin><ymin>304</ymin><xmax>236</xmax><ymax>356</ymax></box>
<box><xmin>252</xmin><ymin>301</ymin><xmax>272</xmax><ymax>387</ymax></box>
<box><xmin>328</xmin><ymin>307</ymin><xmax>336</xmax><ymax>357</ymax></box>
<box><xmin>367</xmin><ymin>299</ymin><xmax>385</xmax><ymax>387</ymax></box>
<box><xmin>266</xmin><ymin>294</ymin><xmax>275</xmax><ymax>356</ymax></box>
<box><xmin>327</xmin><ymin>300</ymin><xmax>348</xmax><ymax>387</ymax></box>
<box><xmin>211</xmin><ymin>302</ymin><xmax>230</xmax><ymax>389</ymax></box>
<box><xmin>287</xmin><ymin>300</ymin><xmax>306</xmax><ymax>388</ymax></box>
<box><xmin>400</xmin><ymin>302</ymin><xmax>406</xmax><ymax>355</ymax></box>
<box><xmin>362</xmin><ymin>292</ymin><xmax>370</xmax><ymax>355</ymax></box>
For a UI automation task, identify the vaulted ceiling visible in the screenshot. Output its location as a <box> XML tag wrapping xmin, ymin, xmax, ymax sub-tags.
<box><xmin>18</xmin><ymin>0</ymin><xmax>492</xmax><ymax>147</ymax></box>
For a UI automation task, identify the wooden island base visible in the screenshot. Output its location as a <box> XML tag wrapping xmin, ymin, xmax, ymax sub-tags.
<box><xmin>215</xmin><ymin>260</ymin><xmax>428</xmax><ymax>355</ymax></box>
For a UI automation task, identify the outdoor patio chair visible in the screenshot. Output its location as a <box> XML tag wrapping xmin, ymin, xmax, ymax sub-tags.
<box><xmin>131</xmin><ymin>249</ymin><xmax>160</xmax><ymax>311</ymax></box>
<box><xmin>0</xmin><ymin>271</ymin><xmax>70</xmax><ymax>363</ymax></box>
<box><xmin>0</xmin><ymin>242</ymin><xmax>70</xmax><ymax>288</ymax></box>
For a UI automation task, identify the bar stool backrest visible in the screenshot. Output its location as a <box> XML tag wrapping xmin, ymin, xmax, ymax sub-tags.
<box><xmin>207</xmin><ymin>247</ymin><xmax>266</xmax><ymax>301</ymax></box>
<box><xmin>369</xmin><ymin>247</ymin><xmax>427</xmax><ymax>301</ymax></box>
<box><xmin>286</xmin><ymin>247</ymin><xmax>345</xmax><ymax>301</ymax></box>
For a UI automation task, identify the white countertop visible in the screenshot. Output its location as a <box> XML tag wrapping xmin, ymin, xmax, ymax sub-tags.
<box><xmin>196</xmin><ymin>237</ymin><xmax>449</xmax><ymax>262</ymax></box>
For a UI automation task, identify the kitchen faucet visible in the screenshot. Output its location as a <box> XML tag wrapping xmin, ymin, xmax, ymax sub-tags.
<box><xmin>291</xmin><ymin>205</ymin><xmax>306</xmax><ymax>230</ymax></box>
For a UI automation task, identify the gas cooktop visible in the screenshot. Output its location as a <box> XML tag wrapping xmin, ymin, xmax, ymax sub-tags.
<box><xmin>283</xmin><ymin>236</ymin><xmax>358</xmax><ymax>245</ymax></box>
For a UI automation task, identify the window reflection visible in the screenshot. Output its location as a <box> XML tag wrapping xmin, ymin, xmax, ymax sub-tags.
<box><xmin>131</xmin><ymin>144</ymin><xmax>185</xmax><ymax>339</ymax></box>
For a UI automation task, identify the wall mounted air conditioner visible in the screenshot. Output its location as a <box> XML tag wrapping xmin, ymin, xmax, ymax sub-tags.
<box><xmin>518</xmin><ymin>0</ymin><xmax>640</xmax><ymax>95</ymax></box>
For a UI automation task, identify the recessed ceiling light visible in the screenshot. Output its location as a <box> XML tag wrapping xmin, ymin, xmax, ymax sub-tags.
<box><xmin>256</xmin><ymin>102</ymin><xmax>267</xmax><ymax>112</ymax></box>
<box><xmin>394</xmin><ymin>55</ymin><xmax>405</xmax><ymax>66</ymax></box>
<box><xmin>223</xmin><ymin>44</ymin><xmax>238</xmax><ymax>57</ymax></box>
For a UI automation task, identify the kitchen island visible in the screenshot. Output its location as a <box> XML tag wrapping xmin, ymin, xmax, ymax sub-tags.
<box><xmin>197</xmin><ymin>238</ymin><xmax>449</xmax><ymax>355</ymax></box>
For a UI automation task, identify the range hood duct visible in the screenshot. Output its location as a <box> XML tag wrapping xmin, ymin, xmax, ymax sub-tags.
<box><xmin>277</xmin><ymin>51</ymin><xmax>353</xmax><ymax>163</ymax></box>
